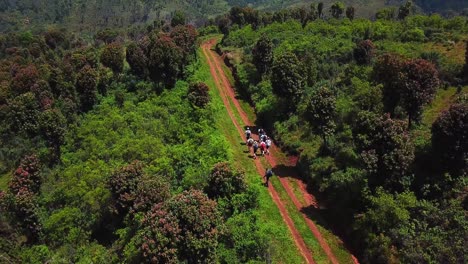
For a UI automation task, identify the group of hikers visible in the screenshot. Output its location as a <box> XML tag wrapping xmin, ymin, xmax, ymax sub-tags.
<box><xmin>245</xmin><ymin>127</ymin><xmax>272</xmax><ymax>159</ymax></box>
<box><xmin>245</xmin><ymin>126</ymin><xmax>274</xmax><ymax>187</ymax></box>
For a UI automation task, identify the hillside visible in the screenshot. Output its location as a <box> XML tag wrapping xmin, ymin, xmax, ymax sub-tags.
<box><xmin>1</xmin><ymin>0</ymin><xmax>468</xmax><ymax>32</ymax></box>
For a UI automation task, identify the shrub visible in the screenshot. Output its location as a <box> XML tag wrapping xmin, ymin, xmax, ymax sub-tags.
<box><xmin>205</xmin><ymin>162</ymin><xmax>247</xmax><ymax>200</ymax></box>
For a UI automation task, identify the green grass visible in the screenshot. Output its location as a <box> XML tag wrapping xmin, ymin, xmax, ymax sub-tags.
<box><xmin>195</xmin><ymin>48</ymin><xmax>305</xmax><ymax>263</ymax></box>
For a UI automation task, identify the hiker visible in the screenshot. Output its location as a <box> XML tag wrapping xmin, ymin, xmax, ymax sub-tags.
<box><xmin>245</xmin><ymin>127</ymin><xmax>252</xmax><ymax>142</ymax></box>
<box><xmin>264</xmin><ymin>168</ymin><xmax>273</xmax><ymax>187</ymax></box>
<box><xmin>266</xmin><ymin>137</ymin><xmax>272</xmax><ymax>155</ymax></box>
<box><xmin>252</xmin><ymin>140</ymin><xmax>259</xmax><ymax>159</ymax></box>
<box><xmin>258</xmin><ymin>128</ymin><xmax>265</xmax><ymax>140</ymax></box>
<box><xmin>247</xmin><ymin>138</ymin><xmax>254</xmax><ymax>152</ymax></box>
<box><xmin>260</xmin><ymin>141</ymin><xmax>266</xmax><ymax>156</ymax></box>
<box><xmin>260</xmin><ymin>133</ymin><xmax>267</xmax><ymax>142</ymax></box>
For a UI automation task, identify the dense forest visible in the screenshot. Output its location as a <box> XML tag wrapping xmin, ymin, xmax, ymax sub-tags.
<box><xmin>0</xmin><ymin>0</ymin><xmax>467</xmax><ymax>263</ymax></box>
<box><xmin>1</xmin><ymin>0</ymin><xmax>468</xmax><ymax>32</ymax></box>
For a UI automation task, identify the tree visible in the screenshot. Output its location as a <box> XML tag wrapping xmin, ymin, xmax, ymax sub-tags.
<box><xmin>9</xmin><ymin>188</ymin><xmax>42</xmax><ymax>242</ymax></box>
<box><xmin>271</xmin><ymin>52</ymin><xmax>305</xmax><ymax>106</ymax></box>
<box><xmin>373</xmin><ymin>53</ymin><xmax>404</xmax><ymax>115</ymax></box>
<box><xmin>400</xmin><ymin>59</ymin><xmax>439</xmax><ymax>128</ymax></box>
<box><xmin>108</xmin><ymin>161</ymin><xmax>144</xmax><ymax>215</ymax></box>
<box><xmin>10</xmin><ymin>64</ymin><xmax>39</xmax><ymax>95</ymax></box>
<box><xmin>432</xmin><ymin>104</ymin><xmax>467</xmax><ymax>176</ymax></box>
<box><xmin>398</xmin><ymin>1</ymin><xmax>413</xmax><ymax>20</ymax></box>
<box><xmin>100</xmin><ymin>42</ymin><xmax>124</xmax><ymax>73</ymax></box>
<box><xmin>164</xmin><ymin>190</ymin><xmax>221</xmax><ymax>263</ymax></box>
<box><xmin>39</xmin><ymin>108</ymin><xmax>66</xmax><ymax>161</ymax></box>
<box><xmin>131</xmin><ymin>178</ymin><xmax>171</xmax><ymax>215</ymax></box>
<box><xmin>126</xmin><ymin>42</ymin><xmax>148</xmax><ymax>77</ymax></box>
<box><xmin>147</xmin><ymin>34</ymin><xmax>183</xmax><ymax>88</ymax></box>
<box><xmin>252</xmin><ymin>34</ymin><xmax>273</xmax><ymax>76</ymax></box>
<box><xmin>205</xmin><ymin>162</ymin><xmax>247</xmax><ymax>200</ymax></box>
<box><xmin>354</xmin><ymin>113</ymin><xmax>414</xmax><ymax>191</ymax></box>
<box><xmin>376</xmin><ymin>7</ymin><xmax>396</xmax><ymax>20</ymax></box>
<box><xmin>318</xmin><ymin>2</ymin><xmax>324</xmax><ymax>18</ymax></box>
<box><xmin>170</xmin><ymin>25</ymin><xmax>199</xmax><ymax>66</ymax></box>
<box><xmin>75</xmin><ymin>65</ymin><xmax>98</xmax><ymax>112</ymax></box>
<box><xmin>354</xmin><ymin>40</ymin><xmax>375</xmax><ymax>65</ymax></box>
<box><xmin>9</xmin><ymin>155</ymin><xmax>41</xmax><ymax>195</ymax></box>
<box><xmin>305</xmin><ymin>86</ymin><xmax>336</xmax><ymax>145</ymax></box>
<box><xmin>330</xmin><ymin>2</ymin><xmax>345</xmax><ymax>19</ymax></box>
<box><xmin>187</xmin><ymin>82</ymin><xmax>210</xmax><ymax>108</ymax></box>
<box><xmin>171</xmin><ymin>11</ymin><xmax>186</xmax><ymax>27</ymax></box>
<box><xmin>346</xmin><ymin>6</ymin><xmax>355</xmax><ymax>20</ymax></box>
<box><xmin>6</xmin><ymin>92</ymin><xmax>41</xmax><ymax>135</ymax></box>
<box><xmin>139</xmin><ymin>205</ymin><xmax>181</xmax><ymax>263</ymax></box>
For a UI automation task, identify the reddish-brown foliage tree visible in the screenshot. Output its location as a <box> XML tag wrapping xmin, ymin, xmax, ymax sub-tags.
<box><xmin>354</xmin><ymin>39</ymin><xmax>375</xmax><ymax>65</ymax></box>
<box><xmin>373</xmin><ymin>53</ymin><xmax>405</xmax><ymax>115</ymax></box>
<box><xmin>10</xmin><ymin>188</ymin><xmax>42</xmax><ymax>242</ymax></box>
<box><xmin>165</xmin><ymin>190</ymin><xmax>221</xmax><ymax>263</ymax></box>
<box><xmin>10</xmin><ymin>64</ymin><xmax>39</xmax><ymax>95</ymax></box>
<box><xmin>108</xmin><ymin>161</ymin><xmax>144</xmax><ymax>215</ymax></box>
<box><xmin>432</xmin><ymin>104</ymin><xmax>467</xmax><ymax>176</ymax></box>
<box><xmin>100</xmin><ymin>42</ymin><xmax>124</xmax><ymax>73</ymax></box>
<box><xmin>205</xmin><ymin>162</ymin><xmax>247</xmax><ymax>199</ymax></box>
<box><xmin>187</xmin><ymin>82</ymin><xmax>210</xmax><ymax>108</ymax></box>
<box><xmin>8</xmin><ymin>154</ymin><xmax>41</xmax><ymax>195</ymax></box>
<box><xmin>75</xmin><ymin>65</ymin><xmax>98</xmax><ymax>112</ymax></box>
<box><xmin>170</xmin><ymin>25</ymin><xmax>198</xmax><ymax>59</ymax></box>
<box><xmin>139</xmin><ymin>204</ymin><xmax>181</xmax><ymax>264</ymax></box>
<box><xmin>400</xmin><ymin>59</ymin><xmax>439</xmax><ymax>128</ymax></box>
<box><xmin>131</xmin><ymin>178</ymin><xmax>171</xmax><ymax>215</ymax></box>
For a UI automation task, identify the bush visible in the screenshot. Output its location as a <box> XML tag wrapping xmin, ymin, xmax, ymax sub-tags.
<box><xmin>205</xmin><ymin>162</ymin><xmax>247</xmax><ymax>200</ymax></box>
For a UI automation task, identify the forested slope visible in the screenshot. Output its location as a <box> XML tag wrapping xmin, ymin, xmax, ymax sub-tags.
<box><xmin>1</xmin><ymin>0</ymin><xmax>468</xmax><ymax>32</ymax></box>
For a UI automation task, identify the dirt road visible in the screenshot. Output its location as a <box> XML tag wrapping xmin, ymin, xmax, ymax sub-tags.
<box><xmin>202</xmin><ymin>38</ymin><xmax>359</xmax><ymax>264</ymax></box>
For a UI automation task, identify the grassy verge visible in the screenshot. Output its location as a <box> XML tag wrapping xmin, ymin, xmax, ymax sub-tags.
<box><xmin>195</xmin><ymin>48</ymin><xmax>305</xmax><ymax>263</ymax></box>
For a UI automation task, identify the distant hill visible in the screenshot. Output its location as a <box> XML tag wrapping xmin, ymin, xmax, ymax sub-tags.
<box><xmin>0</xmin><ymin>0</ymin><xmax>467</xmax><ymax>33</ymax></box>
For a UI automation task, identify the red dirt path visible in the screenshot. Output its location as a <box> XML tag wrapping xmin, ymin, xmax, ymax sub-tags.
<box><xmin>202</xmin><ymin>40</ymin><xmax>316</xmax><ymax>264</ymax></box>
<box><xmin>203</xmin><ymin>39</ymin><xmax>360</xmax><ymax>264</ymax></box>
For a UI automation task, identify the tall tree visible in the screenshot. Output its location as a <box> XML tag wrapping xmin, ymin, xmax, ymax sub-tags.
<box><xmin>100</xmin><ymin>42</ymin><xmax>124</xmax><ymax>73</ymax></box>
<box><xmin>398</xmin><ymin>1</ymin><xmax>413</xmax><ymax>20</ymax></box>
<box><xmin>318</xmin><ymin>2</ymin><xmax>324</xmax><ymax>18</ymax></box>
<box><xmin>147</xmin><ymin>34</ymin><xmax>183</xmax><ymax>88</ymax></box>
<box><xmin>126</xmin><ymin>42</ymin><xmax>148</xmax><ymax>77</ymax></box>
<box><xmin>330</xmin><ymin>2</ymin><xmax>345</xmax><ymax>19</ymax></box>
<box><xmin>75</xmin><ymin>65</ymin><xmax>98</xmax><ymax>112</ymax></box>
<box><xmin>373</xmin><ymin>53</ymin><xmax>404</xmax><ymax>116</ymax></box>
<box><xmin>346</xmin><ymin>6</ymin><xmax>355</xmax><ymax>20</ymax></box>
<box><xmin>354</xmin><ymin>113</ymin><xmax>414</xmax><ymax>191</ymax></box>
<box><xmin>252</xmin><ymin>34</ymin><xmax>273</xmax><ymax>76</ymax></box>
<box><xmin>39</xmin><ymin>108</ymin><xmax>66</xmax><ymax>162</ymax></box>
<box><xmin>432</xmin><ymin>104</ymin><xmax>467</xmax><ymax>177</ymax></box>
<box><xmin>400</xmin><ymin>59</ymin><xmax>439</xmax><ymax>128</ymax></box>
<box><xmin>354</xmin><ymin>40</ymin><xmax>375</xmax><ymax>65</ymax></box>
<box><xmin>305</xmin><ymin>86</ymin><xmax>336</xmax><ymax>145</ymax></box>
<box><xmin>271</xmin><ymin>52</ymin><xmax>305</xmax><ymax>107</ymax></box>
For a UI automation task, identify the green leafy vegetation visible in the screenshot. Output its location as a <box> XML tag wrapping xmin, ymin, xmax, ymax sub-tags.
<box><xmin>218</xmin><ymin>3</ymin><xmax>467</xmax><ymax>263</ymax></box>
